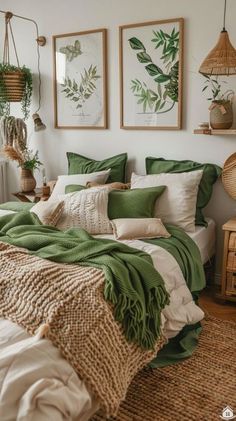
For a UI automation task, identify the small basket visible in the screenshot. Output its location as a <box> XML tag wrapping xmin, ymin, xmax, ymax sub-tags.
<box><xmin>226</xmin><ymin>272</ymin><xmax>236</xmax><ymax>296</ymax></box>
<box><xmin>227</xmin><ymin>251</ymin><xmax>236</xmax><ymax>270</ymax></box>
<box><xmin>222</xmin><ymin>153</ymin><xmax>236</xmax><ymax>200</ymax></box>
<box><xmin>229</xmin><ymin>232</ymin><xmax>236</xmax><ymax>250</ymax></box>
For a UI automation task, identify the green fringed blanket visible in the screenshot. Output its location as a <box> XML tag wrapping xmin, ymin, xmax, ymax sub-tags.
<box><xmin>0</xmin><ymin>211</ymin><xmax>169</xmax><ymax>350</ymax></box>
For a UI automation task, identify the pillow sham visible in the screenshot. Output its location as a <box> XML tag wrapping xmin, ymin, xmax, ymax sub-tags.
<box><xmin>56</xmin><ymin>188</ymin><xmax>112</xmax><ymax>234</ymax></box>
<box><xmin>67</xmin><ymin>152</ymin><xmax>128</xmax><ymax>183</ymax></box>
<box><xmin>50</xmin><ymin>170</ymin><xmax>110</xmax><ymax>201</ymax></box>
<box><xmin>111</xmin><ymin>218</ymin><xmax>171</xmax><ymax>240</ymax></box>
<box><xmin>30</xmin><ymin>200</ymin><xmax>64</xmax><ymax>226</ymax></box>
<box><xmin>131</xmin><ymin>171</ymin><xmax>203</xmax><ymax>232</ymax></box>
<box><xmin>146</xmin><ymin>156</ymin><xmax>222</xmax><ymax>226</ymax></box>
<box><xmin>108</xmin><ymin>186</ymin><xmax>166</xmax><ymax>220</ymax></box>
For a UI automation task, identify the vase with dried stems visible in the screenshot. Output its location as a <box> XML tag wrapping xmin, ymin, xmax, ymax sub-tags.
<box><xmin>4</xmin><ymin>145</ymin><xmax>42</xmax><ymax>192</ymax></box>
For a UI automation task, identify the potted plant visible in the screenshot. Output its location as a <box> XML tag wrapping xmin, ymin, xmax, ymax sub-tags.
<box><xmin>0</xmin><ymin>63</ymin><xmax>33</xmax><ymax>120</ymax></box>
<box><xmin>202</xmin><ymin>75</ymin><xmax>234</xmax><ymax>129</ymax></box>
<box><xmin>4</xmin><ymin>145</ymin><xmax>42</xmax><ymax>192</ymax></box>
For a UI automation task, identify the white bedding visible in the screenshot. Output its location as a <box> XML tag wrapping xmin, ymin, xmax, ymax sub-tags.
<box><xmin>188</xmin><ymin>217</ymin><xmax>216</xmax><ymax>264</ymax></box>
<box><xmin>0</xmin><ymin>210</ymin><xmax>209</xmax><ymax>420</ymax></box>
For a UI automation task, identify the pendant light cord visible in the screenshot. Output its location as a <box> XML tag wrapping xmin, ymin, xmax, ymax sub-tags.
<box><xmin>223</xmin><ymin>0</ymin><xmax>227</xmax><ymax>31</ymax></box>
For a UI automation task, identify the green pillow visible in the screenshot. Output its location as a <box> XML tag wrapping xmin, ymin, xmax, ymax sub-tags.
<box><xmin>108</xmin><ymin>186</ymin><xmax>166</xmax><ymax>219</ymax></box>
<box><xmin>67</xmin><ymin>152</ymin><xmax>128</xmax><ymax>183</ymax></box>
<box><xmin>146</xmin><ymin>157</ymin><xmax>222</xmax><ymax>226</ymax></box>
<box><xmin>0</xmin><ymin>202</ymin><xmax>34</xmax><ymax>212</ymax></box>
<box><xmin>65</xmin><ymin>184</ymin><xmax>85</xmax><ymax>194</ymax></box>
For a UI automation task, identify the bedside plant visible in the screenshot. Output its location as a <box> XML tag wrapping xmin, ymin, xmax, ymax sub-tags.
<box><xmin>0</xmin><ymin>63</ymin><xmax>33</xmax><ymax>120</ymax></box>
<box><xmin>4</xmin><ymin>145</ymin><xmax>42</xmax><ymax>192</ymax></box>
<box><xmin>202</xmin><ymin>75</ymin><xmax>234</xmax><ymax>129</ymax></box>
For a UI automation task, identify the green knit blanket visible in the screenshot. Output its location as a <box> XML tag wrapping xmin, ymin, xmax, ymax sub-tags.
<box><xmin>0</xmin><ymin>211</ymin><xmax>169</xmax><ymax>350</ymax></box>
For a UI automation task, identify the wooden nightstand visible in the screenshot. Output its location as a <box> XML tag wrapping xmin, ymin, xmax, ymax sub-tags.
<box><xmin>12</xmin><ymin>187</ymin><xmax>50</xmax><ymax>203</ymax></box>
<box><xmin>220</xmin><ymin>218</ymin><xmax>236</xmax><ymax>302</ymax></box>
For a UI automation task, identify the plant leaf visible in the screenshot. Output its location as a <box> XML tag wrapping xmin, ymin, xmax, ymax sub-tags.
<box><xmin>128</xmin><ymin>37</ymin><xmax>145</xmax><ymax>50</ymax></box>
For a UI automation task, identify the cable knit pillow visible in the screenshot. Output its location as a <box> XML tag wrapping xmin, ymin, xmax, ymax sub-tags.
<box><xmin>111</xmin><ymin>218</ymin><xmax>171</xmax><ymax>240</ymax></box>
<box><xmin>56</xmin><ymin>188</ymin><xmax>112</xmax><ymax>234</ymax></box>
<box><xmin>131</xmin><ymin>170</ymin><xmax>203</xmax><ymax>232</ymax></box>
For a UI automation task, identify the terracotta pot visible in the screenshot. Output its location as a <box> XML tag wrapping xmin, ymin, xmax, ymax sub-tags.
<box><xmin>20</xmin><ymin>169</ymin><xmax>36</xmax><ymax>192</ymax></box>
<box><xmin>210</xmin><ymin>100</ymin><xmax>233</xmax><ymax>130</ymax></box>
<box><xmin>0</xmin><ymin>71</ymin><xmax>25</xmax><ymax>102</ymax></box>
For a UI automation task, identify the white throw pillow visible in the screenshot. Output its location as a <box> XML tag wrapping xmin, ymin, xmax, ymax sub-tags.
<box><xmin>131</xmin><ymin>170</ymin><xmax>203</xmax><ymax>232</ymax></box>
<box><xmin>111</xmin><ymin>218</ymin><xmax>171</xmax><ymax>240</ymax></box>
<box><xmin>56</xmin><ymin>188</ymin><xmax>112</xmax><ymax>234</ymax></box>
<box><xmin>50</xmin><ymin>170</ymin><xmax>110</xmax><ymax>201</ymax></box>
<box><xmin>30</xmin><ymin>200</ymin><xmax>64</xmax><ymax>226</ymax></box>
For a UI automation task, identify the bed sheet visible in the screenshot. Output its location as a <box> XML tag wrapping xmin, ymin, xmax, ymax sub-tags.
<box><xmin>188</xmin><ymin>218</ymin><xmax>216</xmax><ymax>264</ymax></box>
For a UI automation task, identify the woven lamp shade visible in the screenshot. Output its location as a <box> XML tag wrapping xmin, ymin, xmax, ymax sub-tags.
<box><xmin>222</xmin><ymin>153</ymin><xmax>236</xmax><ymax>200</ymax></box>
<box><xmin>199</xmin><ymin>30</ymin><xmax>236</xmax><ymax>75</ymax></box>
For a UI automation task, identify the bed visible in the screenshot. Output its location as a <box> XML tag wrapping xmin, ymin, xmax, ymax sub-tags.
<box><xmin>0</xmin><ymin>204</ymin><xmax>215</xmax><ymax>421</ymax></box>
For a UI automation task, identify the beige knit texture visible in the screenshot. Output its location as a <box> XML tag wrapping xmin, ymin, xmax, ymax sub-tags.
<box><xmin>57</xmin><ymin>188</ymin><xmax>112</xmax><ymax>234</ymax></box>
<box><xmin>0</xmin><ymin>242</ymin><xmax>165</xmax><ymax>416</ymax></box>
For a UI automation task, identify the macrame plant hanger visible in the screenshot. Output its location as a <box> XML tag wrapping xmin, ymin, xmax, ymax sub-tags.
<box><xmin>0</xmin><ymin>9</ymin><xmax>46</xmax><ymax>129</ymax></box>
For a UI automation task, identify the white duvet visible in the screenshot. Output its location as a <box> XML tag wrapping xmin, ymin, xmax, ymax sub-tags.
<box><xmin>0</xmin><ymin>210</ymin><xmax>204</xmax><ymax>421</ymax></box>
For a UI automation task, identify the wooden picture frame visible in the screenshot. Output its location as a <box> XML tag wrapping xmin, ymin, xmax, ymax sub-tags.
<box><xmin>119</xmin><ymin>18</ymin><xmax>184</xmax><ymax>130</ymax></box>
<box><xmin>53</xmin><ymin>28</ymin><xmax>108</xmax><ymax>129</ymax></box>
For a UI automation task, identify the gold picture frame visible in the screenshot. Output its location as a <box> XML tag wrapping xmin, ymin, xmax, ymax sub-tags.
<box><xmin>119</xmin><ymin>18</ymin><xmax>184</xmax><ymax>130</ymax></box>
<box><xmin>53</xmin><ymin>28</ymin><xmax>108</xmax><ymax>129</ymax></box>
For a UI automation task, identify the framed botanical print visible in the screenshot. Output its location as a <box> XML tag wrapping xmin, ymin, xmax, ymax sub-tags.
<box><xmin>119</xmin><ymin>18</ymin><xmax>184</xmax><ymax>130</ymax></box>
<box><xmin>53</xmin><ymin>28</ymin><xmax>107</xmax><ymax>129</ymax></box>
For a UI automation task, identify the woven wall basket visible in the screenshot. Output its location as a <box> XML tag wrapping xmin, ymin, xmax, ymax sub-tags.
<box><xmin>222</xmin><ymin>153</ymin><xmax>236</xmax><ymax>199</ymax></box>
<box><xmin>0</xmin><ymin>71</ymin><xmax>25</xmax><ymax>102</ymax></box>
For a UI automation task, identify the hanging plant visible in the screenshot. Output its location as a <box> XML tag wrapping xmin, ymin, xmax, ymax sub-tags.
<box><xmin>0</xmin><ymin>12</ymin><xmax>33</xmax><ymax>120</ymax></box>
<box><xmin>0</xmin><ymin>63</ymin><xmax>33</xmax><ymax>120</ymax></box>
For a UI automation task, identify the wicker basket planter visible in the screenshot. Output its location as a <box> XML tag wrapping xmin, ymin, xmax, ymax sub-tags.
<box><xmin>0</xmin><ymin>71</ymin><xmax>26</xmax><ymax>102</ymax></box>
<box><xmin>210</xmin><ymin>100</ymin><xmax>233</xmax><ymax>129</ymax></box>
<box><xmin>20</xmin><ymin>169</ymin><xmax>36</xmax><ymax>193</ymax></box>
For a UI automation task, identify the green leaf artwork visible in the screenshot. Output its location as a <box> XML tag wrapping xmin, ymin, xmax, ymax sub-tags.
<box><xmin>61</xmin><ymin>65</ymin><xmax>101</xmax><ymax>109</ymax></box>
<box><xmin>128</xmin><ymin>26</ymin><xmax>179</xmax><ymax>115</ymax></box>
<box><xmin>59</xmin><ymin>40</ymin><xmax>82</xmax><ymax>62</ymax></box>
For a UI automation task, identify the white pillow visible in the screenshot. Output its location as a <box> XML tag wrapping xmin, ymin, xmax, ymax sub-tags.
<box><xmin>131</xmin><ymin>170</ymin><xmax>203</xmax><ymax>232</ymax></box>
<box><xmin>50</xmin><ymin>170</ymin><xmax>110</xmax><ymax>201</ymax></box>
<box><xmin>111</xmin><ymin>218</ymin><xmax>171</xmax><ymax>240</ymax></box>
<box><xmin>30</xmin><ymin>200</ymin><xmax>64</xmax><ymax>226</ymax></box>
<box><xmin>56</xmin><ymin>187</ymin><xmax>112</xmax><ymax>234</ymax></box>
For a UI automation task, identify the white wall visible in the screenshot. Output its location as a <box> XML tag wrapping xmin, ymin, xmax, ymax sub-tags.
<box><xmin>1</xmin><ymin>0</ymin><xmax>236</xmax><ymax>278</ymax></box>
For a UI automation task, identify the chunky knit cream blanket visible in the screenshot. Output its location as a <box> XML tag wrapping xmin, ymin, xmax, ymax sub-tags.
<box><xmin>0</xmin><ymin>242</ymin><xmax>165</xmax><ymax>416</ymax></box>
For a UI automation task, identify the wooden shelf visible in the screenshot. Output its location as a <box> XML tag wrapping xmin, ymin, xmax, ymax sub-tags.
<box><xmin>194</xmin><ymin>129</ymin><xmax>236</xmax><ymax>135</ymax></box>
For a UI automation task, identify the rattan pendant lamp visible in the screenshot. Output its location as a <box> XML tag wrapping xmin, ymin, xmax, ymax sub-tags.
<box><xmin>199</xmin><ymin>0</ymin><xmax>236</xmax><ymax>75</ymax></box>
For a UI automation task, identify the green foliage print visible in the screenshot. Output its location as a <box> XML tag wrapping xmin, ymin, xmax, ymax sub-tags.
<box><xmin>61</xmin><ymin>65</ymin><xmax>100</xmax><ymax>109</ymax></box>
<box><xmin>59</xmin><ymin>40</ymin><xmax>82</xmax><ymax>62</ymax></box>
<box><xmin>128</xmin><ymin>26</ymin><xmax>179</xmax><ymax>114</ymax></box>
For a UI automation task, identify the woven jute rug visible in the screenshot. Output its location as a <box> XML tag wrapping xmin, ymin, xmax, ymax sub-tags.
<box><xmin>91</xmin><ymin>316</ymin><xmax>236</xmax><ymax>421</ymax></box>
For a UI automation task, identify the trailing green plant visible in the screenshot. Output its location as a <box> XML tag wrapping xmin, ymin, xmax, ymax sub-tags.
<box><xmin>0</xmin><ymin>63</ymin><xmax>33</xmax><ymax>120</ymax></box>
<box><xmin>128</xmin><ymin>26</ymin><xmax>179</xmax><ymax>114</ymax></box>
<box><xmin>61</xmin><ymin>65</ymin><xmax>100</xmax><ymax>109</ymax></box>
<box><xmin>59</xmin><ymin>40</ymin><xmax>82</xmax><ymax>62</ymax></box>
<box><xmin>202</xmin><ymin>75</ymin><xmax>234</xmax><ymax>103</ymax></box>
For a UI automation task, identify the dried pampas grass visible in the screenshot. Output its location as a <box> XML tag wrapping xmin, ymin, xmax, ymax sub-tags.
<box><xmin>3</xmin><ymin>145</ymin><xmax>24</xmax><ymax>166</ymax></box>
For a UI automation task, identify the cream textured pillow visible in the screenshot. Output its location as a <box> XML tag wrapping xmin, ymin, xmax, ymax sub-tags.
<box><xmin>30</xmin><ymin>200</ymin><xmax>64</xmax><ymax>226</ymax></box>
<box><xmin>111</xmin><ymin>218</ymin><xmax>171</xmax><ymax>240</ymax></box>
<box><xmin>56</xmin><ymin>188</ymin><xmax>112</xmax><ymax>234</ymax></box>
<box><xmin>50</xmin><ymin>170</ymin><xmax>110</xmax><ymax>200</ymax></box>
<box><xmin>131</xmin><ymin>170</ymin><xmax>203</xmax><ymax>232</ymax></box>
